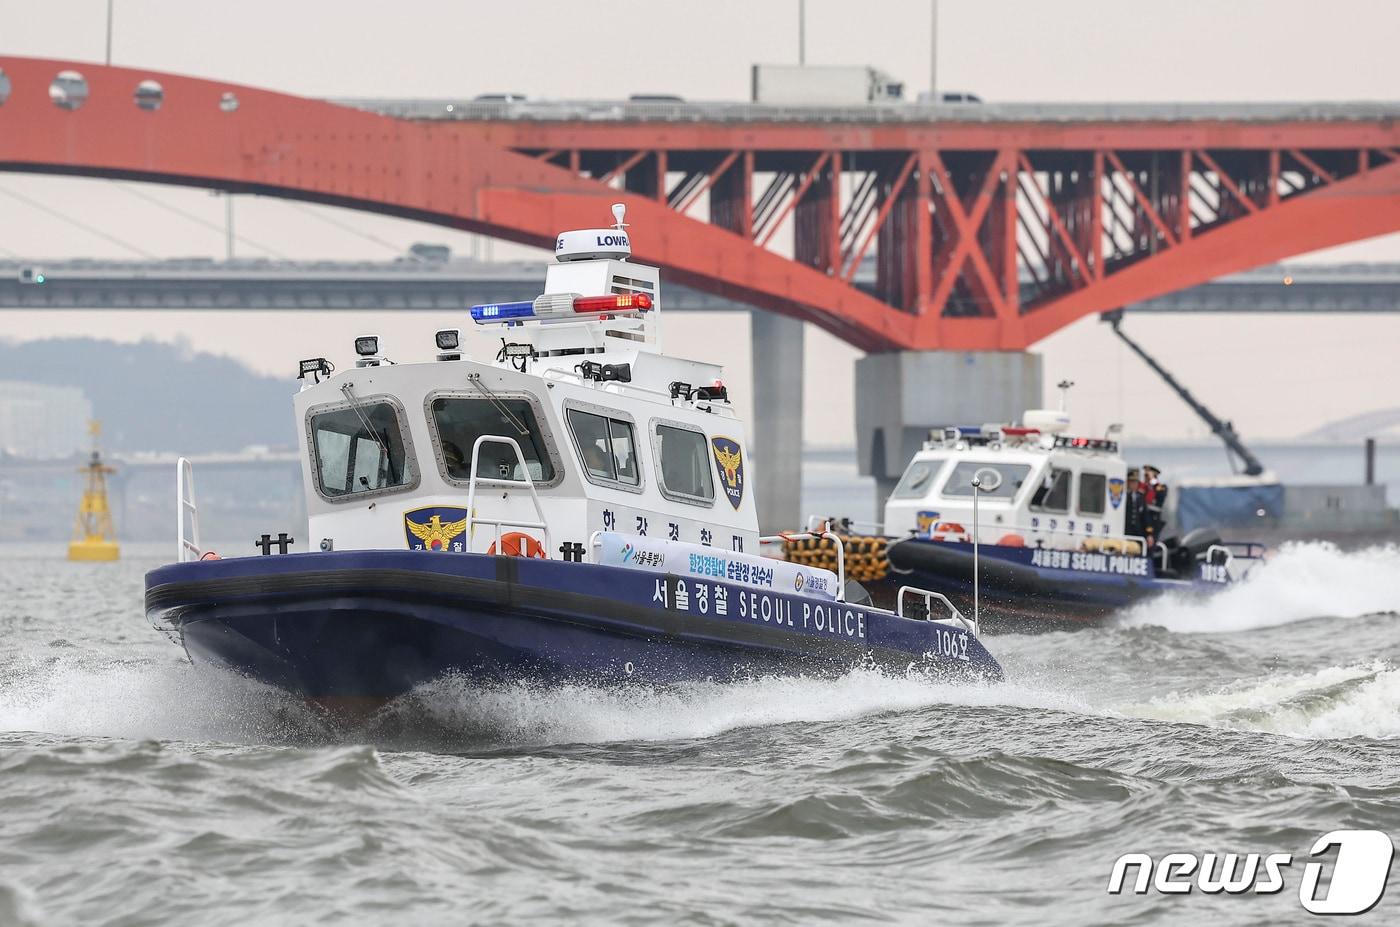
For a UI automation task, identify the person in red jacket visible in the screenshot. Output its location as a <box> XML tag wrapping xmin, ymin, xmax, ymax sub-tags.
<box><xmin>1142</xmin><ymin>465</ymin><xmax>1168</xmax><ymax>544</ymax></box>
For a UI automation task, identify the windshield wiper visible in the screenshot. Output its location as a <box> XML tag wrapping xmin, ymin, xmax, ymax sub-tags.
<box><xmin>339</xmin><ymin>382</ymin><xmax>396</xmax><ymax>483</ymax></box>
<box><xmin>467</xmin><ymin>373</ymin><xmax>530</xmax><ymax>436</ymax></box>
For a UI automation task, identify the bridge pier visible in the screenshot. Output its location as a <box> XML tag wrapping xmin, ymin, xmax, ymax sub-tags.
<box><xmin>856</xmin><ymin>351</ymin><xmax>1043</xmax><ymax>518</ymax></box>
<box><xmin>749</xmin><ymin>311</ymin><xmax>805</xmax><ymax>532</ymax></box>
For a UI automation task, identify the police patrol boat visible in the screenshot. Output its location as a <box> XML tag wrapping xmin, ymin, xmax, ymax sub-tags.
<box><xmin>144</xmin><ymin>205</ymin><xmax>1001</xmax><ymax>710</ymax></box>
<box><xmin>813</xmin><ymin>400</ymin><xmax>1266</xmax><ymax>631</ymax></box>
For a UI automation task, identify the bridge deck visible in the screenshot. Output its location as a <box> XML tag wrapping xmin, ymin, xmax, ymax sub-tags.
<box><xmin>1</xmin><ymin>260</ymin><xmax>1395</xmax><ymax>315</ymax></box>
<box><xmin>335</xmin><ymin>98</ymin><xmax>1400</xmax><ymax>125</ymax></box>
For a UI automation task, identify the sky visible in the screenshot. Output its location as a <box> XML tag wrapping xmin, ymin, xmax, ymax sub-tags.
<box><xmin>2</xmin><ymin>0</ymin><xmax>1400</xmax><ymax>449</ymax></box>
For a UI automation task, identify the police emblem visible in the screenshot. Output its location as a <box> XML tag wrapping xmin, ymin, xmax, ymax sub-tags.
<box><xmin>404</xmin><ymin>506</ymin><xmax>469</xmax><ymax>552</ymax></box>
<box><xmin>711</xmin><ymin>436</ymin><xmax>745</xmax><ymax>510</ymax></box>
<box><xmin>915</xmin><ymin>510</ymin><xmax>941</xmax><ymax>536</ymax></box>
<box><xmin>1108</xmin><ymin>478</ymin><xmax>1125</xmax><ymax>510</ymax></box>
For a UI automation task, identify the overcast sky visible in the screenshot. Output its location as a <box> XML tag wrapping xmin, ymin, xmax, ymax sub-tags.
<box><xmin>2</xmin><ymin>0</ymin><xmax>1400</xmax><ymax>450</ymax></box>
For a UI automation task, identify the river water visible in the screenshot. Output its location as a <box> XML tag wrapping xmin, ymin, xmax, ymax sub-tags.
<box><xmin>1</xmin><ymin>541</ymin><xmax>1398</xmax><ymax>925</ymax></box>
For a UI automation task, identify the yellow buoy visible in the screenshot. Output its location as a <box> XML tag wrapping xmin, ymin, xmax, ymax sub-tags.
<box><xmin>68</xmin><ymin>420</ymin><xmax>120</xmax><ymax>562</ymax></box>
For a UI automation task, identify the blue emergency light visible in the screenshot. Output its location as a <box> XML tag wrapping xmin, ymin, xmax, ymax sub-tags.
<box><xmin>469</xmin><ymin>300</ymin><xmax>537</xmax><ymax>324</ymax></box>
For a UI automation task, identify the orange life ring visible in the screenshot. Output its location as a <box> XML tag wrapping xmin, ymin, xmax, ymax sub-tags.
<box><xmin>488</xmin><ymin>531</ymin><xmax>547</xmax><ymax>559</ymax></box>
<box><xmin>931</xmin><ymin>521</ymin><xmax>969</xmax><ymax>542</ymax></box>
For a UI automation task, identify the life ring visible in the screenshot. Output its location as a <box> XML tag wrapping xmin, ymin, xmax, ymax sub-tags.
<box><xmin>930</xmin><ymin>521</ymin><xmax>969</xmax><ymax>542</ymax></box>
<box><xmin>488</xmin><ymin>531</ymin><xmax>547</xmax><ymax>559</ymax></box>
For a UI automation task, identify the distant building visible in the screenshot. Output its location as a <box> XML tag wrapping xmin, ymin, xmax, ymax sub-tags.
<box><xmin>0</xmin><ymin>381</ymin><xmax>92</xmax><ymax>459</ymax></box>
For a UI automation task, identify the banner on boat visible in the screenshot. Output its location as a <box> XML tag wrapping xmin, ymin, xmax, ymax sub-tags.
<box><xmin>595</xmin><ymin>532</ymin><xmax>838</xmax><ymax>600</ymax></box>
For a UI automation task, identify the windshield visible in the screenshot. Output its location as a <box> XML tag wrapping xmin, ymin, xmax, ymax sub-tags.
<box><xmin>430</xmin><ymin>397</ymin><xmax>554</xmax><ymax>482</ymax></box>
<box><xmin>892</xmin><ymin>458</ymin><xmax>946</xmax><ymax>499</ymax></box>
<box><xmin>310</xmin><ymin>401</ymin><xmax>412</xmax><ymax>498</ymax></box>
<box><xmin>940</xmin><ymin>461</ymin><xmax>1031</xmax><ymax>499</ymax></box>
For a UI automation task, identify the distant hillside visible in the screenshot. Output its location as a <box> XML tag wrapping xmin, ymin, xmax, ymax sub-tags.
<box><xmin>0</xmin><ymin>337</ymin><xmax>296</xmax><ymax>453</ymax></box>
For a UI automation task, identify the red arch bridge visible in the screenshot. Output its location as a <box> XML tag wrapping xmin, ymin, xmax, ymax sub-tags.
<box><xmin>3</xmin><ymin>56</ymin><xmax>1400</xmax><ymax>525</ymax></box>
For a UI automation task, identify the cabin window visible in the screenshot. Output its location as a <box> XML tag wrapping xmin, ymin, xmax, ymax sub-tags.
<box><xmin>940</xmin><ymin>461</ymin><xmax>1029</xmax><ymax>500</ymax></box>
<box><xmin>1030</xmin><ymin>467</ymin><xmax>1072</xmax><ymax>513</ymax></box>
<box><xmin>310</xmin><ymin>401</ymin><xmax>413</xmax><ymax>498</ymax></box>
<box><xmin>566</xmin><ymin>408</ymin><xmax>640</xmax><ymax>487</ymax></box>
<box><xmin>430</xmin><ymin>397</ymin><xmax>555</xmax><ymax>483</ymax></box>
<box><xmin>892</xmin><ymin>458</ymin><xmax>946</xmax><ymax>499</ymax></box>
<box><xmin>655</xmin><ymin>423</ymin><xmax>714</xmax><ymax>505</ymax></box>
<box><xmin>1078</xmin><ymin>472</ymin><xmax>1107</xmax><ymax>516</ymax></box>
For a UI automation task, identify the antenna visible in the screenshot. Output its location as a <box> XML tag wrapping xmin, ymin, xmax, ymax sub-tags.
<box><xmin>969</xmin><ymin>466</ymin><xmax>1002</xmax><ymax>634</ymax></box>
<box><xmin>1056</xmin><ymin>379</ymin><xmax>1075</xmax><ymax>412</ymax></box>
<box><xmin>611</xmin><ymin>203</ymin><xmax>628</xmax><ymax>230</ymax></box>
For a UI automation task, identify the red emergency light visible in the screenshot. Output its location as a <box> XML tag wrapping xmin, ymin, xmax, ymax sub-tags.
<box><xmin>573</xmin><ymin>293</ymin><xmax>653</xmax><ymax>314</ymax></box>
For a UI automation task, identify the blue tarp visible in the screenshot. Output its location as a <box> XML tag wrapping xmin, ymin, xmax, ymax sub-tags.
<box><xmin>1174</xmin><ymin>482</ymin><xmax>1284</xmax><ymax>534</ymax></box>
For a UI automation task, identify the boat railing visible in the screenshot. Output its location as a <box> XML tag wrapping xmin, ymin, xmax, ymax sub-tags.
<box><xmin>1218</xmin><ymin>540</ymin><xmax>1268</xmax><ymax>560</ymax></box>
<box><xmin>761</xmin><ymin>530</ymin><xmax>845</xmax><ymax>595</ymax></box>
<box><xmin>896</xmin><ymin>585</ymin><xmax>977</xmax><ymax>637</ymax></box>
<box><xmin>176</xmin><ymin>456</ymin><xmax>202</xmax><ymax>562</ymax></box>
<box><xmin>464</xmin><ymin>435</ymin><xmax>552</xmax><ymax>556</ymax></box>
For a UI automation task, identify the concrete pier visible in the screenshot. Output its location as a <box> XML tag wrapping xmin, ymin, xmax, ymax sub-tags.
<box><xmin>749</xmin><ymin>311</ymin><xmax>805</xmax><ymax>532</ymax></box>
<box><xmin>856</xmin><ymin>351</ymin><xmax>1043</xmax><ymax>516</ymax></box>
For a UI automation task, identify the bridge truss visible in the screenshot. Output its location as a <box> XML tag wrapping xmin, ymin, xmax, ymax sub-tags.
<box><xmin>3</xmin><ymin>56</ymin><xmax>1400</xmax><ymax>351</ymax></box>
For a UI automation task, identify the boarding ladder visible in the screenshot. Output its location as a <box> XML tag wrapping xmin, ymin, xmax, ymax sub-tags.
<box><xmin>464</xmin><ymin>435</ymin><xmax>552</xmax><ymax>557</ymax></box>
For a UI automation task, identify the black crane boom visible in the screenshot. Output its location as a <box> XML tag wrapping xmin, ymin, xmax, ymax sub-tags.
<box><xmin>1102</xmin><ymin>310</ymin><xmax>1266</xmax><ymax>477</ymax></box>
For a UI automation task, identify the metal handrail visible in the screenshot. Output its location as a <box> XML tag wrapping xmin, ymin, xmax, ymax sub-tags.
<box><xmin>762</xmin><ymin>530</ymin><xmax>844</xmax><ymax>598</ymax></box>
<box><xmin>176</xmin><ymin>456</ymin><xmax>202</xmax><ymax>562</ymax></box>
<box><xmin>464</xmin><ymin>435</ymin><xmax>552</xmax><ymax>556</ymax></box>
<box><xmin>896</xmin><ymin>585</ymin><xmax>977</xmax><ymax>637</ymax></box>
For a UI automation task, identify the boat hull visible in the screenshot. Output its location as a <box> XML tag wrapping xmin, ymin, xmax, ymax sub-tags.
<box><xmin>145</xmin><ymin>550</ymin><xmax>1001</xmax><ymax>705</ymax></box>
<box><xmin>873</xmin><ymin>537</ymin><xmax>1223</xmax><ymax>631</ymax></box>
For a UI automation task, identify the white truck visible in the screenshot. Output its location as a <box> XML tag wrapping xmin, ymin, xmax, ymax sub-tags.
<box><xmin>750</xmin><ymin>65</ymin><xmax>905</xmax><ymax>105</ymax></box>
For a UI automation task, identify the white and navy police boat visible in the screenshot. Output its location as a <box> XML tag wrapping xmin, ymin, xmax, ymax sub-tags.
<box><xmin>144</xmin><ymin>205</ymin><xmax>1001</xmax><ymax>711</ymax></box>
<box><xmin>868</xmin><ymin>405</ymin><xmax>1266</xmax><ymax>631</ymax></box>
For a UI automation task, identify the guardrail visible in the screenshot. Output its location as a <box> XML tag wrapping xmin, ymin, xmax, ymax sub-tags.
<box><xmin>176</xmin><ymin>456</ymin><xmax>202</xmax><ymax>563</ymax></box>
<box><xmin>896</xmin><ymin>585</ymin><xmax>977</xmax><ymax>637</ymax></box>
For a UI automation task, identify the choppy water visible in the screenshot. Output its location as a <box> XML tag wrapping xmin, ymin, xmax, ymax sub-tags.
<box><xmin>1</xmin><ymin>541</ymin><xmax>1398</xmax><ymax>925</ymax></box>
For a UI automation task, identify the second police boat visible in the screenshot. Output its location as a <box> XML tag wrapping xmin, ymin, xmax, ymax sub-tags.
<box><xmin>144</xmin><ymin>205</ymin><xmax>1002</xmax><ymax>710</ymax></box>
<box><xmin>853</xmin><ymin>399</ymin><xmax>1267</xmax><ymax>630</ymax></box>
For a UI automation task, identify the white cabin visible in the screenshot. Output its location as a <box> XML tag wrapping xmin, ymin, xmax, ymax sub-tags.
<box><xmin>883</xmin><ymin>421</ymin><xmax>1135</xmax><ymax>550</ymax></box>
<box><xmin>292</xmin><ymin>209</ymin><xmax>759</xmax><ymax>560</ymax></box>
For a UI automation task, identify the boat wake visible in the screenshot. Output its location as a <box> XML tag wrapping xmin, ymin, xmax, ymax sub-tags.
<box><xmin>365</xmin><ymin>668</ymin><xmax>1098</xmax><ymax>749</ymax></box>
<box><xmin>1122</xmin><ymin>661</ymin><xmax>1400</xmax><ymax>740</ymax></box>
<box><xmin>1117</xmin><ymin>541</ymin><xmax>1400</xmax><ymax>634</ymax></box>
<box><xmin>0</xmin><ymin>653</ymin><xmax>328</xmax><ymax>746</ymax></box>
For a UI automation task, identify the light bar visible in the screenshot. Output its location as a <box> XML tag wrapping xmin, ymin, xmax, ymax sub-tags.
<box><xmin>471</xmin><ymin>293</ymin><xmax>654</xmax><ymax>325</ymax></box>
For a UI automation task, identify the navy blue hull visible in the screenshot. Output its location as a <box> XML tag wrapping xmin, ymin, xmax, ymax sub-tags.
<box><xmin>145</xmin><ymin>550</ymin><xmax>1001</xmax><ymax>703</ymax></box>
<box><xmin>875</xmin><ymin>537</ymin><xmax>1226</xmax><ymax>631</ymax></box>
